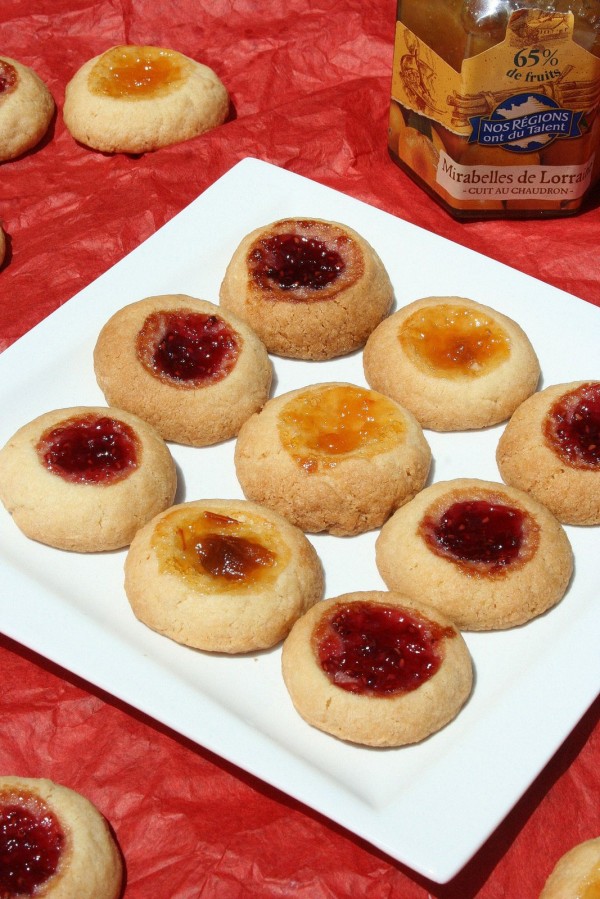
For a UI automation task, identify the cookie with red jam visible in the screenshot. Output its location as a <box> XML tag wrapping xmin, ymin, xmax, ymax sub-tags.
<box><xmin>124</xmin><ymin>499</ymin><xmax>324</xmax><ymax>653</ymax></box>
<box><xmin>497</xmin><ymin>380</ymin><xmax>600</xmax><ymax>525</ymax></box>
<box><xmin>234</xmin><ymin>382</ymin><xmax>431</xmax><ymax>536</ymax></box>
<box><xmin>539</xmin><ymin>837</ymin><xmax>600</xmax><ymax>899</ymax></box>
<box><xmin>281</xmin><ymin>590</ymin><xmax>473</xmax><ymax>747</ymax></box>
<box><xmin>219</xmin><ymin>218</ymin><xmax>394</xmax><ymax>360</ymax></box>
<box><xmin>375</xmin><ymin>478</ymin><xmax>573</xmax><ymax>630</ymax></box>
<box><xmin>363</xmin><ymin>296</ymin><xmax>540</xmax><ymax>431</ymax></box>
<box><xmin>0</xmin><ymin>56</ymin><xmax>54</xmax><ymax>162</ymax></box>
<box><xmin>94</xmin><ymin>294</ymin><xmax>272</xmax><ymax>446</ymax></box>
<box><xmin>0</xmin><ymin>406</ymin><xmax>176</xmax><ymax>552</ymax></box>
<box><xmin>63</xmin><ymin>45</ymin><xmax>228</xmax><ymax>154</ymax></box>
<box><xmin>0</xmin><ymin>776</ymin><xmax>122</xmax><ymax>899</ymax></box>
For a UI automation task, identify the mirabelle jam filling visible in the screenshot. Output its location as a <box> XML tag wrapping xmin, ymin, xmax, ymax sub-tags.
<box><xmin>137</xmin><ymin>310</ymin><xmax>240</xmax><ymax>387</ymax></box>
<box><xmin>544</xmin><ymin>382</ymin><xmax>600</xmax><ymax>469</ymax></box>
<box><xmin>152</xmin><ymin>508</ymin><xmax>286</xmax><ymax>591</ymax></box>
<box><xmin>88</xmin><ymin>45</ymin><xmax>188</xmax><ymax>99</ymax></box>
<box><xmin>0</xmin><ymin>60</ymin><xmax>17</xmax><ymax>96</ymax></box>
<box><xmin>278</xmin><ymin>384</ymin><xmax>406</xmax><ymax>473</ymax></box>
<box><xmin>399</xmin><ymin>304</ymin><xmax>511</xmax><ymax>378</ymax></box>
<box><xmin>36</xmin><ymin>414</ymin><xmax>140</xmax><ymax>485</ymax></box>
<box><xmin>420</xmin><ymin>493</ymin><xmax>539</xmax><ymax>575</ymax></box>
<box><xmin>313</xmin><ymin>600</ymin><xmax>454</xmax><ymax>696</ymax></box>
<box><xmin>247</xmin><ymin>220</ymin><xmax>361</xmax><ymax>300</ymax></box>
<box><xmin>0</xmin><ymin>791</ymin><xmax>64</xmax><ymax>895</ymax></box>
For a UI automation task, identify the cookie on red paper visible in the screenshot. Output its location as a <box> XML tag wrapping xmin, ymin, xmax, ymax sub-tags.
<box><xmin>0</xmin><ymin>56</ymin><xmax>54</xmax><ymax>161</ymax></box>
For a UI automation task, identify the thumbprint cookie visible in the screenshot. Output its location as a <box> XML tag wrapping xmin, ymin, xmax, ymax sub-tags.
<box><xmin>376</xmin><ymin>478</ymin><xmax>573</xmax><ymax>630</ymax></box>
<box><xmin>281</xmin><ymin>591</ymin><xmax>473</xmax><ymax>747</ymax></box>
<box><xmin>219</xmin><ymin>217</ymin><xmax>394</xmax><ymax>360</ymax></box>
<box><xmin>0</xmin><ymin>776</ymin><xmax>122</xmax><ymax>899</ymax></box>
<box><xmin>234</xmin><ymin>382</ymin><xmax>431</xmax><ymax>536</ymax></box>
<box><xmin>94</xmin><ymin>294</ymin><xmax>272</xmax><ymax>446</ymax></box>
<box><xmin>0</xmin><ymin>56</ymin><xmax>54</xmax><ymax>162</ymax></box>
<box><xmin>124</xmin><ymin>499</ymin><xmax>324</xmax><ymax>653</ymax></box>
<box><xmin>0</xmin><ymin>406</ymin><xmax>176</xmax><ymax>552</ymax></box>
<box><xmin>497</xmin><ymin>380</ymin><xmax>600</xmax><ymax>525</ymax></box>
<box><xmin>63</xmin><ymin>45</ymin><xmax>229</xmax><ymax>154</ymax></box>
<box><xmin>363</xmin><ymin>296</ymin><xmax>540</xmax><ymax>430</ymax></box>
<box><xmin>539</xmin><ymin>837</ymin><xmax>600</xmax><ymax>899</ymax></box>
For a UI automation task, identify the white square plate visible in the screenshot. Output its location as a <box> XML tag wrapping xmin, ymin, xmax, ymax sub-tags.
<box><xmin>1</xmin><ymin>158</ymin><xmax>598</xmax><ymax>883</ymax></box>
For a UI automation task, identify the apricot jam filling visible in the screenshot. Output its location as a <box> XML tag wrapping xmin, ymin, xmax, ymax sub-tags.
<box><xmin>544</xmin><ymin>382</ymin><xmax>600</xmax><ymax>469</ymax></box>
<box><xmin>37</xmin><ymin>414</ymin><xmax>140</xmax><ymax>485</ymax></box>
<box><xmin>399</xmin><ymin>303</ymin><xmax>510</xmax><ymax>378</ymax></box>
<box><xmin>313</xmin><ymin>600</ymin><xmax>454</xmax><ymax>696</ymax></box>
<box><xmin>137</xmin><ymin>310</ymin><xmax>240</xmax><ymax>387</ymax></box>
<box><xmin>581</xmin><ymin>865</ymin><xmax>600</xmax><ymax>899</ymax></box>
<box><xmin>88</xmin><ymin>46</ymin><xmax>189</xmax><ymax>99</ymax></box>
<box><xmin>420</xmin><ymin>490</ymin><xmax>539</xmax><ymax>576</ymax></box>
<box><xmin>151</xmin><ymin>508</ymin><xmax>289</xmax><ymax>591</ymax></box>
<box><xmin>0</xmin><ymin>790</ymin><xmax>65</xmax><ymax>895</ymax></box>
<box><xmin>0</xmin><ymin>60</ymin><xmax>17</xmax><ymax>97</ymax></box>
<box><xmin>247</xmin><ymin>220</ymin><xmax>363</xmax><ymax>301</ymax></box>
<box><xmin>278</xmin><ymin>384</ymin><xmax>406</xmax><ymax>473</ymax></box>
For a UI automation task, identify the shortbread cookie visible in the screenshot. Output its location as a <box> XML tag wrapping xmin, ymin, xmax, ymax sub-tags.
<box><xmin>94</xmin><ymin>294</ymin><xmax>272</xmax><ymax>446</ymax></box>
<box><xmin>219</xmin><ymin>218</ymin><xmax>394</xmax><ymax>360</ymax></box>
<box><xmin>363</xmin><ymin>296</ymin><xmax>540</xmax><ymax>430</ymax></box>
<box><xmin>125</xmin><ymin>499</ymin><xmax>324</xmax><ymax>653</ymax></box>
<box><xmin>0</xmin><ymin>776</ymin><xmax>122</xmax><ymax>899</ymax></box>
<box><xmin>63</xmin><ymin>45</ymin><xmax>229</xmax><ymax>154</ymax></box>
<box><xmin>540</xmin><ymin>837</ymin><xmax>600</xmax><ymax>899</ymax></box>
<box><xmin>281</xmin><ymin>591</ymin><xmax>473</xmax><ymax>747</ymax></box>
<box><xmin>0</xmin><ymin>406</ymin><xmax>176</xmax><ymax>552</ymax></box>
<box><xmin>0</xmin><ymin>56</ymin><xmax>54</xmax><ymax>161</ymax></box>
<box><xmin>234</xmin><ymin>382</ymin><xmax>431</xmax><ymax>536</ymax></box>
<box><xmin>497</xmin><ymin>380</ymin><xmax>600</xmax><ymax>525</ymax></box>
<box><xmin>376</xmin><ymin>478</ymin><xmax>573</xmax><ymax>630</ymax></box>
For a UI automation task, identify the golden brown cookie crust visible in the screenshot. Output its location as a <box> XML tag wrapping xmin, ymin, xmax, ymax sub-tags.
<box><xmin>124</xmin><ymin>499</ymin><xmax>324</xmax><ymax>653</ymax></box>
<box><xmin>281</xmin><ymin>591</ymin><xmax>473</xmax><ymax>747</ymax></box>
<box><xmin>539</xmin><ymin>837</ymin><xmax>600</xmax><ymax>899</ymax></box>
<box><xmin>0</xmin><ymin>776</ymin><xmax>122</xmax><ymax>899</ymax></box>
<box><xmin>93</xmin><ymin>294</ymin><xmax>273</xmax><ymax>446</ymax></box>
<box><xmin>0</xmin><ymin>56</ymin><xmax>54</xmax><ymax>162</ymax></box>
<box><xmin>363</xmin><ymin>296</ymin><xmax>540</xmax><ymax>431</ymax></box>
<box><xmin>219</xmin><ymin>218</ymin><xmax>394</xmax><ymax>360</ymax></box>
<box><xmin>0</xmin><ymin>406</ymin><xmax>176</xmax><ymax>552</ymax></box>
<box><xmin>497</xmin><ymin>381</ymin><xmax>600</xmax><ymax>526</ymax></box>
<box><xmin>234</xmin><ymin>382</ymin><xmax>431</xmax><ymax>536</ymax></box>
<box><xmin>375</xmin><ymin>478</ymin><xmax>573</xmax><ymax>630</ymax></box>
<box><xmin>63</xmin><ymin>45</ymin><xmax>229</xmax><ymax>154</ymax></box>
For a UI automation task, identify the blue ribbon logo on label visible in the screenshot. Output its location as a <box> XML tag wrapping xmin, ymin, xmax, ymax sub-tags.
<box><xmin>469</xmin><ymin>92</ymin><xmax>584</xmax><ymax>152</ymax></box>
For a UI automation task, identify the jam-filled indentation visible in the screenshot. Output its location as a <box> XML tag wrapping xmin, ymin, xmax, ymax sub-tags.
<box><xmin>137</xmin><ymin>310</ymin><xmax>241</xmax><ymax>387</ymax></box>
<box><xmin>544</xmin><ymin>381</ymin><xmax>600</xmax><ymax>469</ymax></box>
<box><xmin>37</xmin><ymin>414</ymin><xmax>140</xmax><ymax>485</ymax></box>
<box><xmin>399</xmin><ymin>303</ymin><xmax>511</xmax><ymax>378</ymax></box>
<box><xmin>313</xmin><ymin>600</ymin><xmax>454</xmax><ymax>696</ymax></box>
<box><xmin>278</xmin><ymin>384</ymin><xmax>406</xmax><ymax>473</ymax></box>
<box><xmin>0</xmin><ymin>790</ymin><xmax>64</xmax><ymax>895</ymax></box>
<box><xmin>0</xmin><ymin>60</ymin><xmax>18</xmax><ymax>97</ymax></box>
<box><xmin>88</xmin><ymin>45</ymin><xmax>189</xmax><ymax>99</ymax></box>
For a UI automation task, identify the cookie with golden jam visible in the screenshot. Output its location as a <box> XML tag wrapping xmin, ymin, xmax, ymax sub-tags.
<box><xmin>363</xmin><ymin>296</ymin><xmax>540</xmax><ymax>430</ymax></box>
<box><xmin>281</xmin><ymin>590</ymin><xmax>473</xmax><ymax>747</ymax></box>
<box><xmin>63</xmin><ymin>45</ymin><xmax>228</xmax><ymax>153</ymax></box>
<box><xmin>539</xmin><ymin>837</ymin><xmax>600</xmax><ymax>899</ymax></box>
<box><xmin>219</xmin><ymin>218</ymin><xmax>394</xmax><ymax>360</ymax></box>
<box><xmin>234</xmin><ymin>382</ymin><xmax>431</xmax><ymax>535</ymax></box>
<box><xmin>0</xmin><ymin>56</ymin><xmax>54</xmax><ymax>161</ymax></box>
<box><xmin>124</xmin><ymin>499</ymin><xmax>324</xmax><ymax>653</ymax></box>
<box><xmin>375</xmin><ymin>478</ymin><xmax>573</xmax><ymax>630</ymax></box>
<box><xmin>0</xmin><ymin>776</ymin><xmax>122</xmax><ymax>899</ymax></box>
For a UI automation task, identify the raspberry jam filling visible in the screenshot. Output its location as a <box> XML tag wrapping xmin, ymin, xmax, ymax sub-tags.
<box><xmin>313</xmin><ymin>600</ymin><xmax>454</xmax><ymax>696</ymax></box>
<box><xmin>137</xmin><ymin>310</ymin><xmax>240</xmax><ymax>386</ymax></box>
<box><xmin>420</xmin><ymin>497</ymin><xmax>537</xmax><ymax>574</ymax></box>
<box><xmin>249</xmin><ymin>232</ymin><xmax>345</xmax><ymax>292</ymax></box>
<box><xmin>89</xmin><ymin>46</ymin><xmax>188</xmax><ymax>99</ymax></box>
<box><xmin>399</xmin><ymin>304</ymin><xmax>510</xmax><ymax>377</ymax></box>
<box><xmin>0</xmin><ymin>60</ymin><xmax>17</xmax><ymax>95</ymax></box>
<box><xmin>0</xmin><ymin>795</ymin><xmax>64</xmax><ymax>895</ymax></box>
<box><xmin>544</xmin><ymin>382</ymin><xmax>600</xmax><ymax>469</ymax></box>
<box><xmin>37</xmin><ymin>414</ymin><xmax>140</xmax><ymax>484</ymax></box>
<box><xmin>278</xmin><ymin>384</ymin><xmax>406</xmax><ymax>472</ymax></box>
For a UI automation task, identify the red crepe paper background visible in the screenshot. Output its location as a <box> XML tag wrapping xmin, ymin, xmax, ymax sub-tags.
<box><xmin>0</xmin><ymin>2</ymin><xmax>599</xmax><ymax>897</ymax></box>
